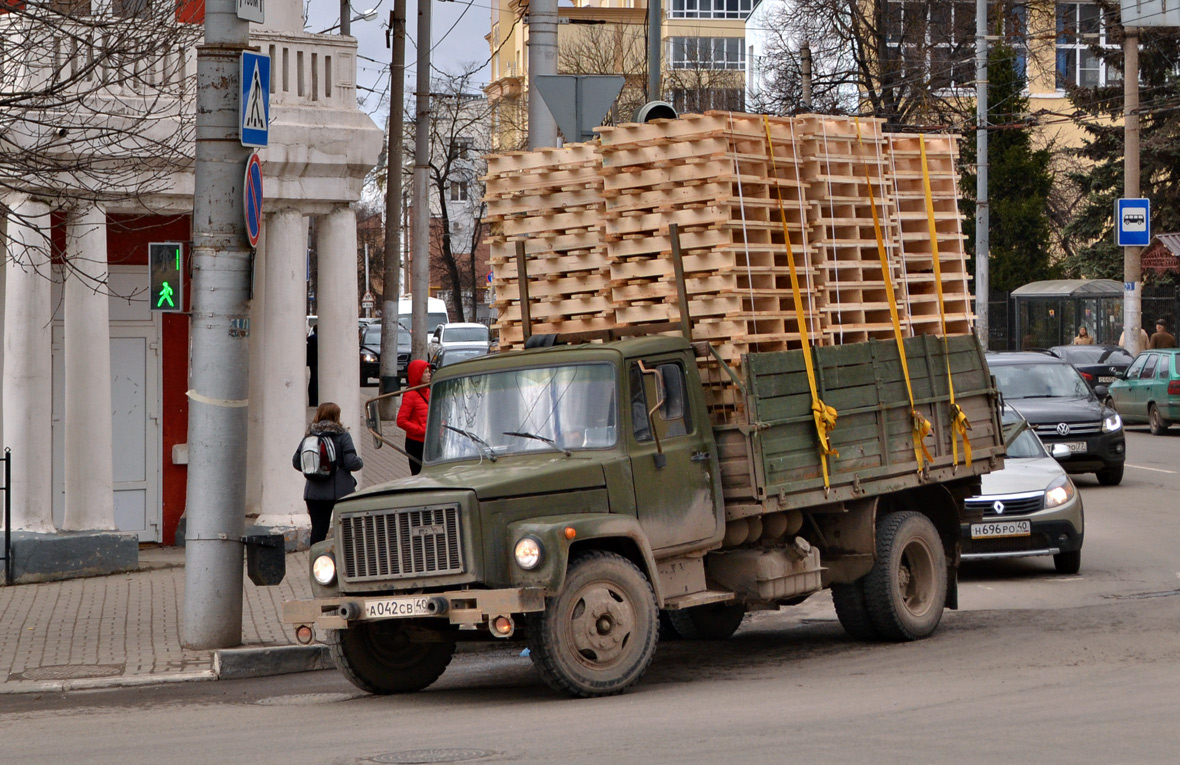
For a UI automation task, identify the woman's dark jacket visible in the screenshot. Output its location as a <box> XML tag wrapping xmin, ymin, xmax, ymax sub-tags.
<box><xmin>292</xmin><ymin>421</ymin><xmax>364</xmax><ymax>501</ymax></box>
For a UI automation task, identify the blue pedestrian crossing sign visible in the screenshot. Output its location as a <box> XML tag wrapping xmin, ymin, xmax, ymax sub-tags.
<box><xmin>240</xmin><ymin>52</ymin><xmax>270</xmax><ymax>148</ymax></box>
<box><xmin>1116</xmin><ymin>198</ymin><xmax>1150</xmax><ymax>247</ymax></box>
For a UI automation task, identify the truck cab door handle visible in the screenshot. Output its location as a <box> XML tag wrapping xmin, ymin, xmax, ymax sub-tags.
<box><xmin>691</xmin><ymin>451</ymin><xmax>710</xmax><ymax>462</ymax></box>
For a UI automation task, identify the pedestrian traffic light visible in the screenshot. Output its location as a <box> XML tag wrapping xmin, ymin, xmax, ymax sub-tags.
<box><xmin>149</xmin><ymin>242</ymin><xmax>184</xmax><ymax>313</ymax></box>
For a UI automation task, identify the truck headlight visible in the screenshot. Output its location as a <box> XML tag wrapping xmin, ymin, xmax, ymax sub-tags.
<box><xmin>312</xmin><ymin>553</ymin><xmax>337</xmax><ymax>585</ymax></box>
<box><xmin>1044</xmin><ymin>475</ymin><xmax>1075</xmax><ymax>509</ymax></box>
<box><xmin>1102</xmin><ymin>412</ymin><xmax>1122</xmax><ymax>433</ymax></box>
<box><xmin>514</xmin><ymin>536</ymin><xmax>543</xmax><ymax>570</ymax></box>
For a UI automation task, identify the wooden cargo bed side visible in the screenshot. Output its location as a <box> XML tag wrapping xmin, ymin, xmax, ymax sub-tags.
<box><xmin>718</xmin><ymin>334</ymin><xmax>1001</xmax><ymax>511</ymax></box>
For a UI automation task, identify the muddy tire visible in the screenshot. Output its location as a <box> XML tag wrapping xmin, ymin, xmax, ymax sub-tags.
<box><xmin>329</xmin><ymin>621</ymin><xmax>455</xmax><ymax>694</ymax></box>
<box><xmin>528</xmin><ymin>551</ymin><xmax>658</xmax><ymax>698</ymax></box>
<box><xmin>1149</xmin><ymin>403</ymin><xmax>1170</xmax><ymax>435</ymax></box>
<box><xmin>666</xmin><ymin>602</ymin><xmax>746</xmax><ymax>640</ymax></box>
<box><xmin>831</xmin><ymin>580</ymin><xmax>882</xmax><ymax>641</ymax></box>
<box><xmin>863</xmin><ymin>512</ymin><xmax>947</xmax><ymax>642</ymax></box>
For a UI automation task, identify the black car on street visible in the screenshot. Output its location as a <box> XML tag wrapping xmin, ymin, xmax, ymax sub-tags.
<box><xmin>987</xmin><ymin>352</ymin><xmax>1126</xmax><ymax>485</ymax></box>
<box><xmin>1046</xmin><ymin>344</ymin><xmax>1135</xmax><ymax>396</ymax></box>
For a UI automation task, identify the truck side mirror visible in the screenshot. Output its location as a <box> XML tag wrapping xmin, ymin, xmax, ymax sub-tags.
<box><xmin>366</xmin><ymin>397</ymin><xmax>383</xmax><ymax>450</ymax></box>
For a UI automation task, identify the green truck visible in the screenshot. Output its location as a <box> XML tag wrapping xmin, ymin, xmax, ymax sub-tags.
<box><xmin>282</xmin><ymin>321</ymin><xmax>1003</xmax><ymax>698</ymax></box>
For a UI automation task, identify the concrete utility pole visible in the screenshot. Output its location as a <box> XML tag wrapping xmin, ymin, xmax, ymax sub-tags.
<box><xmin>410</xmin><ymin>0</ymin><xmax>432</xmax><ymax>356</ymax></box>
<box><xmin>800</xmin><ymin>40</ymin><xmax>812</xmax><ymax>111</ymax></box>
<box><xmin>528</xmin><ymin>0</ymin><xmax>559</xmax><ymax>148</ymax></box>
<box><xmin>647</xmin><ymin>0</ymin><xmax>662</xmax><ymax>103</ymax></box>
<box><xmin>340</xmin><ymin>0</ymin><xmax>351</xmax><ymax>36</ymax></box>
<box><xmin>380</xmin><ymin>2</ymin><xmax>407</xmax><ymax>416</ymax></box>
<box><xmin>975</xmin><ymin>0</ymin><xmax>989</xmax><ymax>349</ymax></box>
<box><xmin>1123</xmin><ymin>29</ymin><xmax>1142</xmax><ymax>355</ymax></box>
<box><xmin>183</xmin><ymin>0</ymin><xmax>253</xmax><ymax>649</ymax></box>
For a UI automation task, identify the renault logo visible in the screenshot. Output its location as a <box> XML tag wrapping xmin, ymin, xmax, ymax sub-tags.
<box><xmin>1056</xmin><ymin>423</ymin><xmax>1071</xmax><ymax>436</ymax></box>
<box><xmin>993</xmin><ymin>500</ymin><xmax>1005</xmax><ymax>514</ymax></box>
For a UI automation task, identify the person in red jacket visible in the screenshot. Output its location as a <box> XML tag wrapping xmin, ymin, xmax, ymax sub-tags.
<box><xmin>397</xmin><ymin>359</ymin><xmax>431</xmax><ymax>475</ymax></box>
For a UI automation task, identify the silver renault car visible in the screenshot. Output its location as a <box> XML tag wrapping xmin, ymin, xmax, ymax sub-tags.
<box><xmin>960</xmin><ymin>409</ymin><xmax>1085</xmax><ymax>574</ymax></box>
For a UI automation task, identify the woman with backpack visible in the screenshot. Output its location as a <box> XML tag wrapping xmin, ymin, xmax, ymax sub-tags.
<box><xmin>292</xmin><ymin>402</ymin><xmax>364</xmax><ymax>544</ymax></box>
<box><xmin>397</xmin><ymin>359</ymin><xmax>431</xmax><ymax>475</ymax></box>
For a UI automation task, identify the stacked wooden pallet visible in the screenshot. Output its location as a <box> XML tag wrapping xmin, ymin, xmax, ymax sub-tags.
<box><xmin>885</xmin><ymin>133</ymin><xmax>974</xmax><ymax>336</ymax></box>
<box><xmin>484</xmin><ymin>143</ymin><xmax>611</xmax><ymax>349</ymax></box>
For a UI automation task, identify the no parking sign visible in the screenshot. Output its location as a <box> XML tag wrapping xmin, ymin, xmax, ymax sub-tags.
<box><xmin>244</xmin><ymin>152</ymin><xmax>263</xmax><ymax>248</ymax></box>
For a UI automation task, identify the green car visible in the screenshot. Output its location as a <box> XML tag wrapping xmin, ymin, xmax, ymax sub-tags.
<box><xmin>1108</xmin><ymin>349</ymin><xmax>1180</xmax><ymax>435</ymax></box>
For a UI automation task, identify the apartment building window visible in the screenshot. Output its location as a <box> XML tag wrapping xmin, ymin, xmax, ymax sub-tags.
<box><xmin>668</xmin><ymin>37</ymin><xmax>746</xmax><ymax>70</ymax></box>
<box><xmin>670</xmin><ymin>0</ymin><xmax>753</xmax><ymax>20</ymax></box>
<box><xmin>884</xmin><ymin>1</ymin><xmax>1026</xmax><ymax>91</ymax></box>
<box><xmin>670</xmin><ymin>87</ymin><xmax>745</xmax><ymax>114</ymax></box>
<box><xmin>1057</xmin><ymin>2</ymin><xmax>1119</xmax><ymax>88</ymax></box>
<box><xmin>449</xmin><ymin>179</ymin><xmax>470</xmax><ymax>203</ymax></box>
<box><xmin>451</xmin><ymin>136</ymin><xmax>473</xmax><ymax>160</ymax></box>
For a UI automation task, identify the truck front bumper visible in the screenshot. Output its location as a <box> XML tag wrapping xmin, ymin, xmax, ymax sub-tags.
<box><xmin>282</xmin><ymin>587</ymin><xmax>547</xmax><ymax>632</ymax></box>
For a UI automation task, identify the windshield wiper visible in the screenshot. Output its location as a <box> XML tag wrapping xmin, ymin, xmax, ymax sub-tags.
<box><xmin>503</xmin><ymin>431</ymin><xmax>572</xmax><ymax>457</ymax></box>
<box><xmin>442</xmin><ymin>424</ymin><xmax>497</xmax><ymax>461</ymax></box>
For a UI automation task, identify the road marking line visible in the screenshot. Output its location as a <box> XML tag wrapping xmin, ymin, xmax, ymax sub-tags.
<box><xmin>1126</xmin><ymin>464</ymin><xmax>1178</xmax><ymax>474</ymax></box>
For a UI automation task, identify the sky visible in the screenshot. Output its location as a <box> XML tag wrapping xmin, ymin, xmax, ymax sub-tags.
<box><xmin>304</xmin><ymin>0</ymin><xmax>495</xmax><ymax>123</ymax></box>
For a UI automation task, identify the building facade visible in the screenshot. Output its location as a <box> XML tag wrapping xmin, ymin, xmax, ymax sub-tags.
<box><xmin>1</xmin><ymin>1</ymin><xmax>381</xmax><ymax>567</ymax></box>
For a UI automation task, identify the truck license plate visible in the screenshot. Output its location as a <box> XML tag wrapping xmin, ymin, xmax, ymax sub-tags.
<box><xmin>971</xmin><ymin>520</ymin><xmax>1031</xmax><ymax>539</ymax></box>
<box><xmin>363</xmin><ymin>596</ymin><xmax>433</xmax><ymax>619</ymax></box>
<box><xmin>1064</xmin><ymin>441</ymin><xmax>1087</xmax><ymax>453</ymax></box>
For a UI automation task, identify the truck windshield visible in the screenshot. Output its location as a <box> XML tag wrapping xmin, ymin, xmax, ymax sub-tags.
<box><xmin>424</xmin><ymin>363</ymin><xmax>618</xmax><ymax>462</ymax></box>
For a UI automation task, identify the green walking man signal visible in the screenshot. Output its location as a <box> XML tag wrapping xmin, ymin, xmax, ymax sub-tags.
<box><xmin>149</xmin><ymin>242</ymin><xmax>184</xmax><ymax>313</ymax></box>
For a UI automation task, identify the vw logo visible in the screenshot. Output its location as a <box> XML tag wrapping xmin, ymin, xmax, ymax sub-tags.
<box><xmin>1056</xmin><ymin>423</ymin><xmax>1071</xmax><ymax>436</ymax></box>
<box><xmin>993</xmin><ymin>500</ymin><xmax>1005</xmax><ymax>514</ymax></box>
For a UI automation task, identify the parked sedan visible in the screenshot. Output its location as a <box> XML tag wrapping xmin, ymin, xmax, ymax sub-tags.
<box><xmin>431</xmin><ymin>345</ymin><xmax>489</xmax><ymax>370</ymax></box>
<box><xmin>987</xmin><ymin>352</ymin><xmax>1125</xmax><ymax>485</ymax></box>
<box><xmin>961</xmin><ymin>412</ymin><xmax>1084</xmax><ymax>574</ymax></box>
<box><xmin>1108</xmin><ymin>348</ymin><xmax>1180</xmax><ymax>434</ymax></box>
<box><xmin>427</xmin><ymin>322</ymin><xmax>491</xmax><ymax>365</ymax></box>
<box><xmin>359</xmin><ymin>321</ymin><xmax>411</xmax><ymax>386</ymax></box>
<box><xmin>1046</xmin><ymin>344</ymin><xmax>1135</xmax><ymax>393</ymax></box>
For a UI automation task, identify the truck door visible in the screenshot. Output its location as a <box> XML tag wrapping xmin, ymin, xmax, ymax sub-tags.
<box><xmin>627</xmin><ymin>359</ymin><xmax>717</xmax><ymax>551</ymax></box>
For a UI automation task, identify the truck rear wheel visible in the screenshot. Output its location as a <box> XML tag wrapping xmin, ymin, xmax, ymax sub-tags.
<box><xmin>863</xmin><ymin>511</ymin><xmax>947</xmax><ymax>642</ymax></box>
<box><xmin>329</xmin><ymin>621</ymin><xmax>455</xmax><ymax>694</ymax></box>
<box><xmin>528</xmin><ymin>551</ymin><xmax>658</xmax><ymax>698</ymax></box>
<box><xmin>666</xmin><ymin>602</ymin><xmax>746</xmax><ymax>640</ymax></box>
<box><xmin>830</xmin><ymin>580</ymin><xmax>882</xmax><ymax>641</ymax></box>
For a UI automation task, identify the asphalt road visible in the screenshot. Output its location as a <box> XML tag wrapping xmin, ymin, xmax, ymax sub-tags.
<box><xmin>4</xmin><ymin>430</ymin><xmax>1180</xmax><ymax>764</ymax></box>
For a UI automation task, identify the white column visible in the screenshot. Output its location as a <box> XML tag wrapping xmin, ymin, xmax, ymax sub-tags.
<box><xmin>244</xmin><ymin>222</ymin><xmax>267</xmax><ymax>517</ymax></box>
<box><xmin>62</xmin><ymin>204</ymin><xmax>116</xmax><ymax>530</ymax></box>
<box><xmin>253</xmin><ymin>209</ymin><xmax>313</xmax><ymax>530</ymax></box>
<box><xmin>316</xmin><ymin>207</ymin><xmax>364</xmax><ymax>484</ymax></box>
<box><xmin>2</xmin><ymin>199</ymin><xmax>55</xmax><ymax>532</ymax></box>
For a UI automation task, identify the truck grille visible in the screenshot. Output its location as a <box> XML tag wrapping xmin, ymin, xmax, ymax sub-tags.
<box><xmin>339</xmin><ymin>505</ymin><xmax>464</xmax><ymax>581</ymax></box>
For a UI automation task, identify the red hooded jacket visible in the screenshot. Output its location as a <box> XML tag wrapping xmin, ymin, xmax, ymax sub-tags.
<box><xmin>397</xmin><ymin>359</ymin><xmax>431</xmax><ymax>442</ymax></box>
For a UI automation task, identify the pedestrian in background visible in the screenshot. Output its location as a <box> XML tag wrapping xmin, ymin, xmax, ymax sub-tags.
<box><xmin>397</xmin><ymin>359</ymin><xmax>431</xmax><ymax>475</ymax></box>
<box><xmin>1149</xmin><ymin>319</ymin><xmax>1177</xmax><ymax>349</ymax></box>
<box><xmin>1119</xmin><ymin>326</ymin><xmax>1150</xmax><ymax>350</ymax></box>
<box><xmin>293</xmin><ymin>402</ymin><xmax>363</xmax><ymax>544</ymax></box>
<box><xmin>1073</xmin><ymin>326</ymin><xmax>1094</xmax><ymax>345</ymax></box>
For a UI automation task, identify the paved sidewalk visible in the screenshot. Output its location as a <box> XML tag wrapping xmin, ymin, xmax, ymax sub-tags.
<box><xmin>0</xmin><ymin>399</ymin><xmax>413</xmax><ymax>695</ymax></box>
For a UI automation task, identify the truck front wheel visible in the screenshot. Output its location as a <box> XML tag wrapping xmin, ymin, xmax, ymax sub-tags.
<box><xmin>329</xmin><ymin>621</ymin><xmax>455</xmax><ymax>694</ymax></box>
<box><xmin>528</xmin><ymin>551</ymin><xmax>659</xmax><ymax>698</ymax></box>
<box><xmin>863</xmin><ymin>511</ymin><xmax>947</xmax><ymax>641</ymax></box>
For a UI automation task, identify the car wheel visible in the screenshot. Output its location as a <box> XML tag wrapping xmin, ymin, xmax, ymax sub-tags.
<box><xmin>1053</xmin><ymin>549</ymin><xmax>1082</xmax><ymax>575</ymax></box>
<box><xmin>1096</xmin><ymin>464</ymin><xmax>1124</xmax><ymax>485</ymax></box>
<box><xmin>1149</xmin><ymin>403</ymin><xmax>1170</xmax><ymax>435</ymax></box>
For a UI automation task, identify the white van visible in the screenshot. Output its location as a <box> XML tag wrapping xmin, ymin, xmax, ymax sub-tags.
<box><xmin>397</xmin><ymin>296</ymin><xmax>450</xmax><ymax>334</ymax></box>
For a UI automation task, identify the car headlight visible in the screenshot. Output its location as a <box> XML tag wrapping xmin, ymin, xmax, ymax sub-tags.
<box><xmin>1102</xmin><ymin>412</ymin><xmax>1122</xmax><ymax>433</ymax></box>
<box><xmin>514</xmin><ymin>536</ymin><xmax>543</xmax><ymax>570</ymax></box>
<box><xmin>361</xmin><ymin>352</ymin><xmax>377</xmax><ymax>363</ymax></box>
<box><xmin>312</xmin><ymin>553</ymin><xmax>337</xmax><ymax>585</ymax></box>
<box><xmin>1044</xmin><ymin>475</ymin><xmax>1075</xmax><ymax>509</ymax></box>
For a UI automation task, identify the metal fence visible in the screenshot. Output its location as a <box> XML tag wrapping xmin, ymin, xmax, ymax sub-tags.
<box><xmin>986</xmin><ymin>286</ymin><xmax>1180</xmax><ymax>351</ymax></box>
<box><xmin>1</xmin><ymin>448</ymin><xmax>11</xmax><ymax>585</ymax></box>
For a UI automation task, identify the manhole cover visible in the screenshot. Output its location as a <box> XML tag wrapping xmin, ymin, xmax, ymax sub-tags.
<box><xmin>366</xmin><ymin>749</ymin><xmax>495</xmax><ymax>764</ymax></box>
<box><xmin>15</xmin><ymin>664</ymin><xmax>124</xmax><ymax>681</ymax></box>
<box><xmin>255</xmin><ymin>692</ymin><xmax>360</xmax><ymax>706</ymax></box>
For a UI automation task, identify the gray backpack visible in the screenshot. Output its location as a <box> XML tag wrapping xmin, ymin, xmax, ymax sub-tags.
<box><xmin>299</xmin><ymin>434</ymin><xmax>336</xmax><ymax>480</ymax></box>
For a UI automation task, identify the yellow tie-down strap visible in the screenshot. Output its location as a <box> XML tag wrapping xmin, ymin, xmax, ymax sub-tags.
<box><xmin>919</xmin><ymin>135</ymin><xmax>971</xmax><ymax>467</ymax></box>
<box><xmin>763</xmin><ymin>115</ymin><xmax>838</xmax><ymax>489</ymax></box>
<box><xmin>855</xmin><ymin>118</ymin><xmax>933</xmax><ymax>470</ymax></box>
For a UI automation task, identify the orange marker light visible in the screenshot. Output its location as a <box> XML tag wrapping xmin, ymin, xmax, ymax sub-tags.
<box><xmin>564</xmin><ymin>527</ymin><xmax>577</xmax><ymax>540</ymax></box>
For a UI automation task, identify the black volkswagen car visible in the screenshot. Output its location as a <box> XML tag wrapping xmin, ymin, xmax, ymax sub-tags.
<box><xmin>987</xmin><ymin>352</ymin><xmax>1126</xmax><ymax>485</ymax></box>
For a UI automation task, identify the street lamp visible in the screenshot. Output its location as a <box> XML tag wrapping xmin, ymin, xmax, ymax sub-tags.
<box><xmin>318</xmin><ymin>3</ymin><xmax>380</xmax><ymax>35</ymax></box>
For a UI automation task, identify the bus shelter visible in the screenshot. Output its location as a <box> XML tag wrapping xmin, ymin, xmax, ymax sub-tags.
<box><xmin>1011</xmin><ymin>279</ymin><xmax>1123</xmax><ymax>349</ymax></box>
